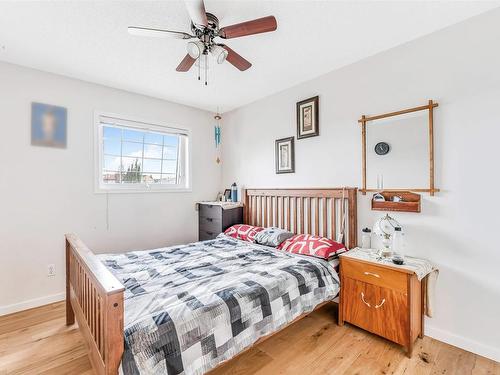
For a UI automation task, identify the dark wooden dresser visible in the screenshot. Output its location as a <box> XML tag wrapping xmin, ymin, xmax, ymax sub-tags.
<box><xmin>198</xmin><ymin>202</ymin><xmax>243</xmax><ymax>241</ymax></box>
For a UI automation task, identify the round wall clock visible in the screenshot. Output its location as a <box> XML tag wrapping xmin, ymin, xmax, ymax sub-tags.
<box><xmin>375</xmin><ymin>142</ymin><xmax>390</xmax><ymax>155</ymax></box>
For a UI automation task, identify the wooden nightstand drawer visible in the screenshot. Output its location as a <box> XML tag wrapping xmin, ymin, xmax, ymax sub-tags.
<box><xmin>343</xmin><ymin>277</ymin><xmax>408</xmax><ymax>346</ymax></box>
<box><xmin>342</xmin><ymin>257</ymin><xmax>407</xmax><ymax>293</ymax></box>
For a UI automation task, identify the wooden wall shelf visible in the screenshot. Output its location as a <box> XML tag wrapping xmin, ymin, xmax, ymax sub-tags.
<box><xmin>371</xmin><ymin>191</ymin><xmax>421</xmax><ymax>213</ymax></box>
<box><xmin>361</xmin><ymin>188</ymin><xmax>439</xmax><ymax>194</ymax></box>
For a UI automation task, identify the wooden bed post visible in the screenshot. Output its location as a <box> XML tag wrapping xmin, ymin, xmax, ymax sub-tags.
<box><xmin>105</xmin><ymin>293</ymin><xmax>124</xmax><ymax>375</ymax></box>
<box><xmin>347</xmin><ymin>188</ymin><xmax>358</xmax><ymax>249</ymax></box>
<box><xmin>241</xmin><ymin>188</ymin><xmax>247</xmax><ymax>223</ymax></box>
<box><xmin>65</xmin><ymin>239</ymin><xmax>75</xmax><ymax>326</ymax></box>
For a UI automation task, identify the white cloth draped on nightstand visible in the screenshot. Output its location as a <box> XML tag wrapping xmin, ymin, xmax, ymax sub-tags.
<box><xmin>423</xmin><ymin>269</ymin><xmax>439</xmax><ymax>317</ymax></box>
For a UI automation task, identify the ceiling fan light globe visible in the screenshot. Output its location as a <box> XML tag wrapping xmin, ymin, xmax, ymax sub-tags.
<box><xmin>211</xmin><ymin>45</ymin><xmax>228</xmax><ymax>64</ymax></box>
<box><xmin>187</xmin><ymin>41</ymin><xmax>203</xmax><ymax>59</ymax></box>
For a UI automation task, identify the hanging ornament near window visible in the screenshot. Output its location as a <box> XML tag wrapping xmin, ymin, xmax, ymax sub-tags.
<box><xmin>214</xmin><ymin>112</ymin><xmax>222</xmax><ymax>164</ymax></box>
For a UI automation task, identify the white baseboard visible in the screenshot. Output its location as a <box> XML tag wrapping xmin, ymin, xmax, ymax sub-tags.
<box><xmin>426</xmin><ymin>324</ymin><xmax>500</xmax><ymax>363</ymax></box>
<box><xmin>0</xmin><ymin>292</ymin><xmax>65</xmax><ymax>317</ymax></box>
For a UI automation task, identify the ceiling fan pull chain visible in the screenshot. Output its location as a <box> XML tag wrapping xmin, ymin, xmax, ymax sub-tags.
<box><xmin>205</xmin><ymin>54</ymin><xmax>208</xmax><ymax>86</ymax></box>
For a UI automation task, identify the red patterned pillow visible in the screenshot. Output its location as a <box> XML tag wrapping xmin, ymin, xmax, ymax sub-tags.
<box><xmin>277</xmin><ymin>234</ymin><xmax>346</xmax><ymax>259</ymax></box>
<box><xmin>224</xmin><ymin>224</ymin><xmax>264</xmax><ymax>243</ymax></box>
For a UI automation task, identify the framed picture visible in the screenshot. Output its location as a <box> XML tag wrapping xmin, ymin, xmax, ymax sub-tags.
<box><xmin>275</xmin><ymin>137</ymin><xmax>295</xmax><ymax>174</ymax></box>
<box><xmin>31</xmin><ymin>102</ymin><xmax>67</xmax><ymax>148</ymax></box>
<box><xmin>296</xmin><ymin>95</ymin><xmax>319</xmax><ymax>139</ymax></box>
<box><xmin>223</xmin><ymin>189</ymin><xmax>232</xmax><ymax>201</ymax></box>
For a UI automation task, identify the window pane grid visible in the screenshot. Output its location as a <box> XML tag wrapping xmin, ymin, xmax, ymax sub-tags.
<box><xmin>103</xmin><ymin>155</ymin><xmax>177</xmax><ymax>162</ymax></box>
<box><xmin>109</xmin><ymin>139</ymin><xmax>168</xmax><ymax>146</ymax></box>
<box><xmin>119</xmin><ymin>127</ymin><xmax>123</xmax><ymax>183</ymax></box>
<box><xmin>101</xmin><ymin>123</ymin><xmax>182</xmax><ymax>187</ymax></box>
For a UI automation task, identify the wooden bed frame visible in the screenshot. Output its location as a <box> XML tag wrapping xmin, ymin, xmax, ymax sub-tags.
<box><xmin>65</xmin><ymin>187</ymin><xmax>358</xmax><ymax>375</ymax></box>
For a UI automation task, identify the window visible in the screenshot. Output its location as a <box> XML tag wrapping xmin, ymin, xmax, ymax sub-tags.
<box><xmin>95</xmin><ymin>113</ymin><xmax>190</xmax><ymax>192</ymax></box>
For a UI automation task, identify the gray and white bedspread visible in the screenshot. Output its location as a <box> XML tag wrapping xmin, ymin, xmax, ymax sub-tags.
<box><xmin>98</xmin><ymin>235</ymin><xmax>340</xmax><ymax>375</ymax></box>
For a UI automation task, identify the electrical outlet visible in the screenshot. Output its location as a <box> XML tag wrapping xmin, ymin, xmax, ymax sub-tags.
<box><xmin>47</xmin><ymin>264</ymin><xmax>56</xmax><ymax>277</ymax></box>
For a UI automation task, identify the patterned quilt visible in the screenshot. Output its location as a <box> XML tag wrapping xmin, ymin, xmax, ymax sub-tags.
<box><xmin>98</xmin><ymin>235</ymin><xmax>340</xmax><ymax>375</ymax></box>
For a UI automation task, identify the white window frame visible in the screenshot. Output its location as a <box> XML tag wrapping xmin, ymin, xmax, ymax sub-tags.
<box><xmin>94</xmin><ymin>111</ymin><xmax>192</xmax><ymax>193</ymax></box>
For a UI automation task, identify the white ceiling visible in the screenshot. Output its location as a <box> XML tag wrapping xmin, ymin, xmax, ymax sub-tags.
<box><xmin>0</xmin><ymin>1</ymin><xmax>498</xmax><ymax>112</ymax></box>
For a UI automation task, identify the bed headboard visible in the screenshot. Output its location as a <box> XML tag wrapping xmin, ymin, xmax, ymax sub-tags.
<box><xmin>242</xmin><ymin>188</ymin><xmax>358</xmax><ymax>249</ymax></box>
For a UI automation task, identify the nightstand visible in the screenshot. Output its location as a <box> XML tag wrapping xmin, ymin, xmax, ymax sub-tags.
<box><xmin>338</xmin><ymin>249</ymin><xmax>423</xmax><ymax>357</ymax></box>
<box><xmin>198</xmin><ymin>202</ymin><xmax>243</xmax><ymax>241</ymax></box>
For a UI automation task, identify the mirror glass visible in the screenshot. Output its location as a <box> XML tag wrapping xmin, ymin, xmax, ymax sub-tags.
<box><xmin>366</xmin><ymin>111</ymin><xmax>428</xmax><ymax>189</ymax></box>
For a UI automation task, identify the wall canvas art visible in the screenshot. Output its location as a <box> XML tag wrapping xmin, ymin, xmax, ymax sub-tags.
<box><xmin>275</xmin><ymin>137</ymin><xmax>295</xmax><ymax>174</ymax></box>
<box><xmin>31</xmin><ymin>102</ymin><xmax>67</xmax><ymax>148</ymax></box>
<box><xmin>296</xmin><ymin>95</ymin><xmax>319</xmax><ymax>139</ymax></box>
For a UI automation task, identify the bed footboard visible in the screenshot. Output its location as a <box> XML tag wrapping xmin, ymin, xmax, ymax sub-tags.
<box><xmin>65</xmin><ymin>233</ymin><xmax>125</xmax><ymax>375</ymax></box>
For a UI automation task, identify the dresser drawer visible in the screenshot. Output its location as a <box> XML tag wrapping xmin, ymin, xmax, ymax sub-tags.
<box><xmin>199</xmin><ymin>204</ymin><xmax>222</xmax><ymax>219</ymax></box>
<box><xmin>343</xmin><ymin>277</ymin><xmax>408</xmax><ymax>345</ymax></box>
<box><xmin>199</xmin><ymin>216</ymin><xmax>222</xmax><ymax>233</ymax></box>
<box><xmin>199</xmin><ymin>228</ymin><xmax>219</xmax><ymax>241</ymax></box>
<box><xmin>341</xmin><ymin>258</ymin><xmax>407</xmax><ymax>293</ymax></box>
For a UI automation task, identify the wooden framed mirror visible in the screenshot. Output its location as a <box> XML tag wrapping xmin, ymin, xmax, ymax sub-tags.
<box><xmin>359</xmin><ymin>100</ymin><xmax>440</xmax><ymax>196</ymax></box>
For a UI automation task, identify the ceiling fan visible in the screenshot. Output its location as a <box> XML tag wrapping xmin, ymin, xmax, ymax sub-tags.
<box><xmin>128</xmin><ymin>0</ymin><xmax>277</xmax><ymax>84</ymax></box>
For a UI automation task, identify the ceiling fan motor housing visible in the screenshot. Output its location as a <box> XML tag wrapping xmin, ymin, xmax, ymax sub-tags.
<box><xmin>191</xmin><ymin>13</ymin><xmax>219</xmax><ymax>34</ymax></box>
<box><xmin>206</xmin><ymin>13</ymin><xmax>220</xmax><ymax>30</ymax></box>
<box><xmin>190</xmin><ymin>13</ymin><xmax>221</xmax><ymax>54</ymax></box>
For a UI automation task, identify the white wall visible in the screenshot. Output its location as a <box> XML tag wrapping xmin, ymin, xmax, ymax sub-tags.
<box><xmin>221</xmin><ymin>9</ymin><xmax>500</xmax><ymax>361</ymax></box>
<box><xmin>0</xmin><ymin>62</ymin><xmax>219</xmax><ymax>314</ymax></box>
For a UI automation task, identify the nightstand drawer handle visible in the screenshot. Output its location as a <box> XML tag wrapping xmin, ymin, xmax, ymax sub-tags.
<box><xmin>375</xmin><ymin>299</ymin><xmax>386</xmax><ymax>309</ymax></box>
<box><xmin>360</xmin><ymin>292</ymin><xmax>371</xmax><ymax>308</ymax></box>
<box><xmin>364</xmin><ymin>271</ymin><xmax>380</xmax><ymax>278</ymax></box>
<box><xmin>360</xmin><ymin>293</ymin><xmax>385</xmax><ymax>309</ymax></box>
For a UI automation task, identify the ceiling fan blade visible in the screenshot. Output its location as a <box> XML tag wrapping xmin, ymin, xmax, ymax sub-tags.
<box><xmin>128</xmin><ymin>26</ymin><xmax>193</xmax><ymax>40</ymax></box>
<box><xmin>176</xmin><ymin>54</ymin><xmax>196</xmax><ymax>72</ymax></box>
<box><xmin>184</xmin><ymin>0</ymin><xmax>208</xmax><ymax>28</ymax></box>
<box><xmin>219</xmin><ymin>16</ymin><xmax>277</xmax><ymax>39</ymax></box>
<box><xmin>221</xmin><ymin>45</ymin><xmax>252</xmax><ymax>71</ymax></box>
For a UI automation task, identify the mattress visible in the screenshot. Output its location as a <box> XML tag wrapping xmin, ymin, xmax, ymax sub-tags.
<box><xmin>98</xmin><ymin>235</ymin><xmax>340</xmax><ymax>375</ymax></box>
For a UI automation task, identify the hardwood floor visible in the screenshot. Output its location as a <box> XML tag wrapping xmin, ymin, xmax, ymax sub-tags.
<box><xmin>0</xmin><ymin>302</ymin><xmax>498</xmax><ymax>375</ymax></box>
